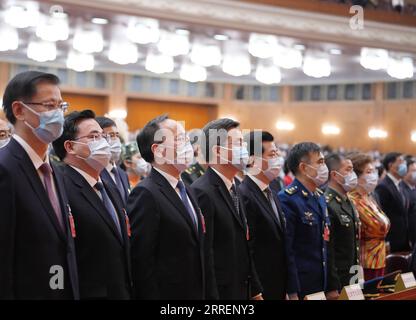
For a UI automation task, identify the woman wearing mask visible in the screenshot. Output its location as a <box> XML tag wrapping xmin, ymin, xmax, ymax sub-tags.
<box><xmin>347</xmin><ymin>153</ymin><xmax>390</xmax><ymax>281</ymax></box>
<box><xmin>120</xmin><ymin>141</ymin><xmax>151</xmax><ymax>188</ymax></box>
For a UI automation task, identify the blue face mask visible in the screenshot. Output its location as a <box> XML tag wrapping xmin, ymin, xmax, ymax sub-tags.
<box><xmin>397</xmin><ymin>163</ymin><xmax>408</xmax><ymax>177</ymax></box>
<box><xmin>22</xmin><ymin>102</ymin><xmax>64</xmax><ymax>144</ymax></box>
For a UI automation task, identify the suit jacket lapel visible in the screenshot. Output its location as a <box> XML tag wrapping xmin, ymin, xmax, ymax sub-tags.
<box><xmin>151</xmin><ymin>169</ymin><xmax>198</xmax><ymax>240</ymax></box>
<box><xmin>386</xmin><ymin>176</ymin><xmax>406</xmax><ymax>210</ymax></box>
<box><xmin>102</xmin><ymin>179</ymin><xmax>127</xmax><ymax>245</ymax></box>
<box><xmin>65</xmin><ymin>166</ymin><xmax>124</xmax><ymax>245</ymax></box>
<box><xmin>246</xmin><ymin>177</ymin><xmax>282</xmax><ymax>234</ymax></box>
<box><xmin>207</xmin><ymin>168</ymin><xmax>245</xmax><ymax>230</ymax></box>
<box><xmin>11</xmin><ymin>140</ymin><xmax>67</xmax><ymax>242</ymax></box>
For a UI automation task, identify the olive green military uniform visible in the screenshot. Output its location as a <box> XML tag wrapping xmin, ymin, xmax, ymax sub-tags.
<box><xmin>325</xmin><ymin>187</ymin><xmax>361</xmax><ymax>290</ymax></box>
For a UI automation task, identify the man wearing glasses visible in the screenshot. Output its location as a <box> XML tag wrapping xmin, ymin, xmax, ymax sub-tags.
<box><xmin>0</xmin><ymin>71</ymin><xmax>79</xmax><ymax>299</ymax></box>
<box><xmin>127</xmin><ymin>115</ymin><xmax>211</xmax><ymax>299</ymax></box>
<box><xmin>0</xmin><ymin>118</ymin><xmax>12</xmax><ymax>149</ymax></box>
<box><xmin>52</xmin><ymin>110</ymin><xmax>132</xmax><ymax>300</ymax></box>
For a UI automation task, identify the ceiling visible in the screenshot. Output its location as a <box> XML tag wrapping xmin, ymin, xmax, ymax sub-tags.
<box><xmin>0</xmin><ymin>0</ymin><xmax>414</xmax><ymax>86</ymax></box>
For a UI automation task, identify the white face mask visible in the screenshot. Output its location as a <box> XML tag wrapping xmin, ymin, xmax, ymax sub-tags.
<box><xmin>134</xmin><ymin>158</ymin><xmax>151</xmax><ymax>176</ymax></box>
<box><xmin>72</xmin><ymin>138</ymin><xmax>111</xmax><ymax>172</ymax></box>
<box><xmin>360</xmin><ymin>172</ymin><xmax>378</xmax><ymax>194</ymax></box>
<box><xmin>305</xmin><ymin>163</ymin><xmax>329</xmax><ymax>186</ymax></box>
<box><xmin>219</xmin><ymin>145</ymin><xmax>249</xmax><ymax>170</ymax></box>
<box><xmin>0</xmin><ymin>138</ymin><xmax>10</xmax><ymax>149</ymax></box>
<box><xmin>158</xmin><ymin>141</ymin><xmax>194</xmax><ymax>172</ymax></box>
<box><xmin>109</xmin><ymin>138</ymin><xmax>122</xmax><ymax>162</ymax></box>
<box><xmin>254</xmin><ymin>156</ymin><xmax>282</xmax><ymax>181</ymax></box>
<box><xmin>335</xmin><ymin>171</ymin><xmax>358</xmax><ymax>192</ymax></box>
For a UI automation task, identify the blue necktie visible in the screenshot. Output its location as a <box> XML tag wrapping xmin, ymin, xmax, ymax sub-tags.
<box><xmin>176</xmin><ymin>180</ymin><xmax>198</xmax><ymax>230</ymax></box>
<box><xmin>111</xmin><ymin>167</ymin><xmax>125</xmax><ymax>201</ymax></box>
<box><xmin>95</xmin><ymin>182</ymin><xmax>122</xmax><ymax>237</ymax></box>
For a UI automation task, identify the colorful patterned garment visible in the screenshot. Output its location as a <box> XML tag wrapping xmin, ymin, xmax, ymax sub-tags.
<box><xmin>348</xmin><ymin>190</ymin><xmax>391</xmax><ymax>270</ymax></box>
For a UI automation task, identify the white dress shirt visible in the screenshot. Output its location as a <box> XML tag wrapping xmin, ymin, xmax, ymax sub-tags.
<box><xmin>13</xmin><ymin>134</ymin><xmax>59</xmax><ymax>197</ymax></box>
<box><xmin>71</xmin><ymin>165</ymin><xmax>121</xmax><ymax>226</ymax></box>
<box><xmin>211</xmin><ymin>167</ymin><xmax>234</xmax><ymax>192</ymax></box>
<box><xmin>154</xmin><ymin>167</ymin><xmax>198</xmax><ymax>228</ymax></box>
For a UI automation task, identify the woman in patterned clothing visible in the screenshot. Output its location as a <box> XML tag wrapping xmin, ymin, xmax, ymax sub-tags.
<box><xmin>347</xmin><ymin>153</ymin><xmax>390</xmax><ymax>281</ymax></box>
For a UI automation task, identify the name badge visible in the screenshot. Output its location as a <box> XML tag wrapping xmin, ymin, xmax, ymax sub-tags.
<box><xmin>338</xmin><ymin>284</ymin><xmax>365</xmax><ymax>300</ymax></box>
<box><xmin>304</xmin><ymin>291</ymin><xmax>326</xmax><ymax>300</ymax></box>
<box><xmin>395</xmin><ymin>272</ymin><xmax>416</xmax><ymax>292</ymax></box>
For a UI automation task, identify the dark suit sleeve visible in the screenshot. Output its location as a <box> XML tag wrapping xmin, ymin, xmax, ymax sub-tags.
<box><xmin>278</xmin><ymin>193</ymin><xmax>300</xmax><ymax>295</ymax></box>
<box><xmin>127</xmin><ymin>186</ymin><xmax>160</xmax><ymax>299</ymax></box>
<box><xmin>326</xmin><ymin>207</ymin><xmax>341</xmax><ymax>291</ymax></box>
<box><xmin>0</xmin><ymin>164</ymin><xmax>15</xmax><ymax>299</ymax></box>
<box><xmin>192</xmin><ymin>186</ymin><xmax>219</xmax><ymax>300</ymax></box>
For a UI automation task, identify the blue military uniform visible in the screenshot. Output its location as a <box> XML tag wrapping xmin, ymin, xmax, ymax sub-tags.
<box><xmin>278</xmin><ymin>178</ymin><xmax>332</xmax><ymax>298</ymax></box>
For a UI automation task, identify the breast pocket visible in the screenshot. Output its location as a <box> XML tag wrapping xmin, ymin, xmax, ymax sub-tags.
<box><xmin>338</xmin><ymin>214</ymin><xmax>352</xmax><ymax>228</ymax></box>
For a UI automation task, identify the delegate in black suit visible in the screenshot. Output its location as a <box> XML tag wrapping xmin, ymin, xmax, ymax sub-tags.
<box><xmin>101</xmin><ymin>165</ymin><xmax>130</xmax><ymax>206</ymax></box>
<box><xmin>375</xmin><ymin>175</ymin><xmax>410</xmax><ymax>252</ymax></box>
<box><xmin>191</xmin><ymin>167</ymin><xmax>262</xmax><ymax>300</ymax></box>
<box><xmin>62</xmin><ymin>164</ymin><xmax>132</xmax><ymax>299</ymax></box>
<box><xmin>239</xmin><ymin>176</ymin><xmax>288</xmax><ymax>299</ymax></box>
<box><xmin>0</xmin><ymin>138</ymin><xmax>79</xmax><ymax>299</ymax></box>
<box><xmin>400</xmin><ymin>181</ymin><xmax>416</xmax><ymax>247</ymax></box>
<box><xmin>127</xmin><ymin>168</ymin><xmax>209</xmax><ymax>299</ymax></box>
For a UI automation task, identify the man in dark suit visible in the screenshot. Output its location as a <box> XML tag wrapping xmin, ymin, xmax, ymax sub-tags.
<box><xmin>400</xmin><ymin>157</ymin><xmax>416</xmax><ymax>247</ymax></box>
<box><xmin>127</xmin><ymin>115</ymin><xmax>210</xmax><ymax>300</ymax></box>
<box><xmin>375</xmin><ymin>152</ymin><xmax>411</xmax><ymax>253</ymax></box>
<box><xmin>0</xmin><ymin>71</ymin><xmax>79</xmax><ymax>299</ymax></box>
<box><xmin>239</xmin><ymin>131</ymin><xmax>288</xmax><ymax>300</ymax></box>
<box><xmin>96</xmin><ymin>116</ymin><xmax>130</xmax><ymax>206</ymax></box>
<box><xmin>191</xmin><ymin>118</ymin><xmax>263</xmax><ymax>300</ymax></box>
<box><xmin>52</xmin><ymin>110</ymin><xmax>132</xmax><ymax>299</ymax></box>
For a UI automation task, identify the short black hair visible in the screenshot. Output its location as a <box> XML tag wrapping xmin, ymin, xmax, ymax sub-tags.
<box><xmin>325</xmin><ymin>153</ymin><xmax>344</xmax><ymax>173</ymax></box>
<box><xmin>3</xmin><ymin>71</ymin><xmax>60</xmax><ymax>124</ymax></box>
<box><xmin>200</xmin><ymin>118</ymin><xmax>240</xmax><ymax>163</ymax></box>
<box><xmin>382</xmin><ymin>152</ymin><xmax>402</xmax><ymax>171</ymax></box>
<box><xmin>244</xmin><ymin>130</ymin><xmax>274</xmax><ymax>157</ymax></box>
<box><xmin>95</xmin><ymin>116</ymin><xmax>116</xmax><ymax>130</ymax></box>
<box><xmin>405</xmin><ymin>155</ymin><xmax>415</xmax><ymax>168</ymax></box>
<box><xmin>52</xmin><ymin>110</ymin><xmax>96</xmax><ymax>160</ymax></box>
<box><xmin>136</xmin><ymin>114</ymin><xmax>169</xmax><ymax>163</ymax></box>
<box><xmin>287</xmin><ymin>142</ymin><xmax>321</xmax><ymax>176</ymax></box>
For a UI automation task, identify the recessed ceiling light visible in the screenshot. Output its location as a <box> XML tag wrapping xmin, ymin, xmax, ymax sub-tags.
<box><xmin>214</xmin><ymin>34</ymin><xmax>228</xmax><ymax>41</ymax></box>
<box><xmin>330</xmin><ymin>48</ymin><xmax>342</xmax><ymax>55</ymax></box>
<box><xmin>176</xmin><ymin>28</ymin><xmax>189</xmax><ymax>35</ymax></box>
<box><xmin>294</xmin><ymin>44</ymin><xmax>305</xmax><ymax>50</ymax></box>
<box><xmin>91</xmin><ymin>17</ymin><xmax>108</xmax><ymax>25</ymax></box>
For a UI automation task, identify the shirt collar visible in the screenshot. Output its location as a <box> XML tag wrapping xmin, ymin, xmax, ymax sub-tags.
<box><xmin>153</xmin><ymin>167</ymin><xmax>181</xmax><ymax>190</ymax></box>
<box><xmin>387</xmin><ymin>172</ymin><xmax>401</xmax><ymax>189</ymax></box>
<box><xmin>13</xmin><ymin>134</ymin><xmax>48</xmax><ymax>170</ymax></box>
<box><xmin>106</xmin><ymin>162</ymin><xmax>116</xmax><ymax>174</ymax></box>
<box><xmin>327</xmin><ymin>186</ymin><xmax>347</xmax><ymax>201</ymax></box>
<box><xmin>404</xmin><ymin>180</ymin><xmax>415</xmax><ymax>190</ymax></box>
<box><xmin>211</xmin><ymin>167</ymin><xmax>234</xmax><ymax>191</ymax></box>
<box><xmin>248</xmin><ymin>174</ymin><xmax>269</xmax><ymax>192</ymax></box>
<box><xmin>70</xmin><ymin>165</ymin><xmax>99</xmax><ymax>188</ymax></box>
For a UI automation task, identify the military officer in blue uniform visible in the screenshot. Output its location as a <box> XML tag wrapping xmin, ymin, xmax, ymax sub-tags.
<box><xmin>278</xmin><ymin>142</ymin><xmax>338</xmax><ymax>300</ymax></box>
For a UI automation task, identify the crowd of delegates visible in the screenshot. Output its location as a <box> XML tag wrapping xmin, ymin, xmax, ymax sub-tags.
<box><xmin>2</xmin><ymin>71</ymin><xmax>416</xmax><ymax>300</ymax></box>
